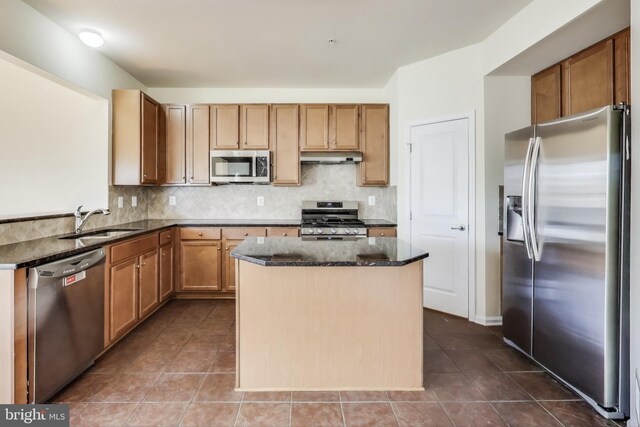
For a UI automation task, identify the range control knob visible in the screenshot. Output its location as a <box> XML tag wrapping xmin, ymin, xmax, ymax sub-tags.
<box><xmin>306</xmin><ymin>228</ymin><xmax>314</xmax><ymax>234</ymax></box>
<box><xmin>331</xmin><ymin>228</ymin><xmax>337</xmax><ymax>234</ymax></box>
<box><xmin>344</xmin><ymin>229</ymin><xmax>351</xmax><ymax>234</ymax></box>
<box><xmin>352</xmin><ymin>229</ymin><xmax>360</xmax><ymax>235</ymax></box>
<box><xmin>316</xmin><ymin>228</ymin><xmax>323</xmax><ymax>234</ymax></box>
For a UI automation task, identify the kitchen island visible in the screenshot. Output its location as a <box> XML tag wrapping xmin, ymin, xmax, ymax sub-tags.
<box><xmin>231</xmin><ymin>237</ymin><xmax>428</xmax><ymax>391</ymax></box>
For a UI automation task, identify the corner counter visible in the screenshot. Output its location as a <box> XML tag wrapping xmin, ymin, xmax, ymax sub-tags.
<box><xmin>231</xmin><ymin>237</ymin><xmax>428</xmax><ymax>391</ymax></box>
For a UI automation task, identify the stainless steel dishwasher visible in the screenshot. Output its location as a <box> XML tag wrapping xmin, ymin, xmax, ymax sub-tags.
<box><xmin>28</xmin><ymin>248</ymin><xmax>106</xmax><ymax>403</ymax></box>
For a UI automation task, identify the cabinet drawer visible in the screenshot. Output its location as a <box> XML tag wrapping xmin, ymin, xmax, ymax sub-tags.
<box><xmin>110</xmin><ymin>233</ymin><xmax>158</xmax><ymax>264</ymax></box>
<box><xmin>368</xmin><ymin>227</ymin><xmax>397</xmax><ymax>237</ymax></box>
<box><xmin>181</xmin><ymin>227</ymin><xmax>222</xmax><ymax>240</ymax></box>
<box><xmin>266</xmin><ymin>227</ymin><xmax>300</xmax><ymax>237</ymax></box>
<box><xmin>159</xmin><ymin>229</ymin><xmax>174</xmax><ymax>245</ymax></box>
<box><xmin>222</xmin><ymin>227</ymin><xmax>266</xmax><ymax>239</ymax></box>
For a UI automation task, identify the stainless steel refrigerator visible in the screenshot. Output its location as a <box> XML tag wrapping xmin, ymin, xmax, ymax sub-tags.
<box><xmin>503</xmin><ymin>105</ymin><xmax>630</xmax><ymax>419</ymax></box>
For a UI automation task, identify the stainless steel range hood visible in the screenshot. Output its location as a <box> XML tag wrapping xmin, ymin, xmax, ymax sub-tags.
<box><xmin>300</xmin><ymin>152</ymin><xmax>363</xmax><ymax>164</ymax></box>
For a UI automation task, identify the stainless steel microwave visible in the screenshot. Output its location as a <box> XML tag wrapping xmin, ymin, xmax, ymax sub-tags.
<box><xmin>210</xmin><ymin>150</ymin><xmax>270</xmax><ymax>184</ymax></box>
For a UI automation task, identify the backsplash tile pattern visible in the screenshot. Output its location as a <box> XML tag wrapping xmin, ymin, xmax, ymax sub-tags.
<box><xmin>0</xmin><ymin>186</ymin><xmax>148</xmax><ymax>246</ymax></box>
<box><xmin>147</xmin><ymin>165</ymin><xmax>397</xmax><ymax>221</ymax></box>
<box><xmin>0</xmin><ymin>166</ymin><xmax>396</xmax><ymax>246</ymax></box>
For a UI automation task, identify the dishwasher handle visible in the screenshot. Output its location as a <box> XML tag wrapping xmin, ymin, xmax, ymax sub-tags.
<box><xmin>32</xmin><ymin>248</ymin><xmax>106</xmax><ymax>280</ymax></box>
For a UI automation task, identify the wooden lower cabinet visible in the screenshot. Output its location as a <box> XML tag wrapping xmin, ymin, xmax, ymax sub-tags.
<box><xmin>109</xmin><ymin>258</ymin><xmax>139</xmax><ymax>340</ymax></box>
<box><xmin>138</xmin><ymin>249</ymin><xmax>159</xmax><ymax>318</ymax></box>
<box><xmin>159</xmin><ymin>243</ymin><xmax>174</xmax><ymax>302</ymax></box>
<box><xmin>367</xmin><ymin>227</ymin><xmax>397</xmax><ymax>237</ymax></box>
<box><xmin>224</xmin><ymin>240</ymin><xmax>240</xmax><ymax>292</ymax></box>
<box><xmin>266</xmin><ymin>227</ymin><xmax>300</xmax><ymax>237</ymax></box>
<box><xmin>180</xmin><ymin>240</ymin><xmax>222</xmax><ymax>291</ymax></box>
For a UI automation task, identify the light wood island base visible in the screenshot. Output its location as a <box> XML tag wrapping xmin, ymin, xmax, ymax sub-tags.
<box><xmin>235</xmin><ymin>260</ymin><xmax>423</xmax><ymax>391</ymax></box>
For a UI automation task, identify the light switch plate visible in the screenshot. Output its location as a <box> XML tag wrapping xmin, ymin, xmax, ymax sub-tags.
<box><xmin>368</xmin><ymin>196</ymin><xmax>376</xmax><ymax>206</ymax></box>
<box><xmin>131</xmin><ymin>196</ymin><xmax>137</xmax><ymax>207</ymax></box>
<box><xmin>169</xmin><ymin>196</ymin><xmax>176</xmax><ymax>206</ymax></box>
<box><xmin>257</xmin><ymin>196</ymin><xmax>264</xmax><ymax>206</ymax></box>
<box><xmin>117</xmin><ymin>197</ymin><xmax>123</xmax><ymax>209</ymax></box>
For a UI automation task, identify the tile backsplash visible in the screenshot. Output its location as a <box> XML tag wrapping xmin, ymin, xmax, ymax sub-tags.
<box><xmin>0</xmin><ymin>165</ymin><xmax>396</xmax><ymax>245</ymax></box>
<box><xmin>0</xmin><ymin>186</ymin><xmax>148</xmax><ymax>246</ymax></box>
<box><xmin>147</xmin><ymin>164</ymin><xmax>396</xmax><ymax>220</ymax></box>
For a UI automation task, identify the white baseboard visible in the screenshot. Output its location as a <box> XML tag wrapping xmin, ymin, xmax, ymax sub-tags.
<box><xmin>475</xmin><ymin>315</ymin><xmax>503</xmax><ymax>326</ymax></box>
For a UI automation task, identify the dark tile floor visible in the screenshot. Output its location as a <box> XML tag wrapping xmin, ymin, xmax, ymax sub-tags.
<box><xmin>51</xmin><ymin>300</ymin><xmax>624</xmax><ymax>426</ymax></box>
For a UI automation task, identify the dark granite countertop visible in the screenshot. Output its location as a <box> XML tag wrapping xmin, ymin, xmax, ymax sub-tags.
<box><xmin>0</xmin><ymin>218</ymin><xmax>397</xmax><ymax>270</ymax></box>
<box><xmin>231</xmin><ymin>237</ymin><xmax>428</xmax><ymax>267</ymax></box>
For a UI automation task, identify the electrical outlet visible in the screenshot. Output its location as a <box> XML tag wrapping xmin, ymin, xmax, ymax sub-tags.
<box><xmin>117</xmin><ymin>196</ymin><xmax>123</xmax><ymax>209</ymax></box>
<box><xmin>257</xmin><ymin>196</ymin><xmax>264</xmax><ymax>206</ymax></box>
<box><xmin>169</xmin><ymin>196</ymin><xmax>176</xmax><ymax>206</ymax></box>
<box><xmin>257</xmin><ymin>237</ymin><xmax>265</xmax><ymax>244</ymax></box>
<box><xmin>131</xmin><ymin>196</ymin><xmax>137</xmax><ymax>207</ymax></box>
<box><xmin>368</xmin><ymin>196</ymin><xmax>376</xmax><ymax>206</ymax></box>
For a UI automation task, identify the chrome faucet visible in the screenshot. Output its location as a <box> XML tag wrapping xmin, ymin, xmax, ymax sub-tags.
<box><xmin>74</xmin><ymin>205</ymin><xmax>111</xmax><ymax>234</ymax></box>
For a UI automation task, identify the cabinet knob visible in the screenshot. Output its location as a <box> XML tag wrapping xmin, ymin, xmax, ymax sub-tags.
<box><xmin>380</xmin><ymin>233</ymin><xmax>385</xmax><ymax>236</ymax></box>
<box><xmin>332</xmin><ymin>141</ymin><xmax>336</xmax><ymax>146</ymax></box>
<box><xmin>142</xmin><ymin>262</ymin><xmax>146</xmax><ymax>266</ymax></box>
<box><xmin>243</xmin><ymin>141</ymin><xmax>247</xmax><ymax>145</ymax></box>
<box><xmin>226</xmin><ymin>247</ymin><xmax>230</xmax><ymax>250</ymax></box>
<box><xmin>161</xmin><ymin>253</ymin><xmax>165</xmax><ymax>257</ymax></box>
<box><xmin>190</xmin><ymin>177</ymin><xmax>194</xmax><ymax>182</ymax></box>
<box><xmin>324</xmin><ymin>141</ymin><xmax>329</xmax><ymax>147</ymax></box>
<box><xmin>198</xmin><ymin>232</ymin><xmax>203</xmax><ymax>236</ymax></box>
<box><xmin>283</xmin><ymin>233</ymin><xmax>287</xmax><ymax>236</ymax></box>
<box><xmin>143</xmin><ymin>174</ymin><xmax>147</xmax><ymax>178</ymax></box>
<box><xmin>217</xmin><ymin>247</ymin><xmax>221</xmax><ymax>250</ymax></box>
<box><xmin>136</xmin><ymin>264</ymin><xmax>140</xmax><ymax>268</ymax></box>
<box><xmin>244</xmin><ymin>232</ymin><xmax>248</xmax><ymax>236</ymax></box>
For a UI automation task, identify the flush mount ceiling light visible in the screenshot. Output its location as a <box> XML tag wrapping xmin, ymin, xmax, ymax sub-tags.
<box><xmin>79</xmin><ymin>30</ymin><xmax>104</xmax><ymax>48</ymax></box>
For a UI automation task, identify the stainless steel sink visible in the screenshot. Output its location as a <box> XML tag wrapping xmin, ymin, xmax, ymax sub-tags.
<box><xmin>59</xmin><ymin>228</ymin><xmax>143</xmax><ymax>240</ymax></box>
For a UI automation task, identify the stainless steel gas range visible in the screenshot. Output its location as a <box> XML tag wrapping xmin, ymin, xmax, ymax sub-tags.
<box><xmin>301</xmin><ymin>201</ymin><xmax>367</xmax><ymax>239</ymax></box>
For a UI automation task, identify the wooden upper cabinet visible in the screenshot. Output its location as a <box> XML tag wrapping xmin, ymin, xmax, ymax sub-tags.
<box><xmin>613</xmin><ymin>28</ymin><xmax>630</xmax><ymax>105</ymax></box>
<box><xmin>531</xmin><ymin>65</ymin><xmax>562</xmax><ymax>124</ymax></box>
<box><xmin>300</xmin><ymin>104</ymin><xmax>330</xmax><ymax>151</ymax></box>
<box><xmin>271</xmin><ymin>104</ymin><xmax>300</xmax><ymax>186</ymax></box>
<box><xmin>357</xmin><ymin>105</ymin><xmax>389</xmax><ymax>187</ymax></box>
<box><xmin>187</xmin><ymin>105</ymin><xmax>211</xmax><ymax>184</ymax></box>
<box><xmin>330</xmin><ymin>105</ymin><xmax>359</xmax><ymax>150</ymax></box>
<box><xmin>210</xmin><ymin>105</ymin><xmax>240</xmax><ymax>150</ymax></box>
<box><xmin>564</xmin><ymin>39</ymin><xmax>614</xmax><ymax>116</ymax></box>
<box><xmin>164</xmin><ymin>105</ymin><xmax>186</xmax><ymax>184</ymax></box>
<box><xmin>241</xmin><ymin>105</ymin><xmax>269</xmax><ymax>149</ymax></box>
<box><xmin>113</xmin><ymin>90</ymin><xmax>164</xmax><ymax>185</ymax></box>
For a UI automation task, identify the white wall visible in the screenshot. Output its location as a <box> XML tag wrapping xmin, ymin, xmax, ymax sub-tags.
<box><xmin>388</xmin><ymin>43</ymin><xmax>486</xmax><ymax>318</ymax></box>
<box><xmin>148</xmin><ymin>87</ymin><xmax>385</xmax><ymax>104</ymax></box>
<box><xmin>0</xmin><ymin>53</ymin><xmax>108</xmax><ymax>217</ymax></box>
<box><xmin>483</xmin><ymin>76</ymin><xmax>531</xmax><ymax>315</ymax></box>
<box><xmin>628</xmin><ymin>1</ymin><xmax>639</xmax><ymax>425</ymax></box>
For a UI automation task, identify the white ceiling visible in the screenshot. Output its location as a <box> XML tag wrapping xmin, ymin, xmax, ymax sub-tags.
<box><xmin>23</xmin><ymin>0</ymin><xmax>533</xmax><ymax>88</ymax></box>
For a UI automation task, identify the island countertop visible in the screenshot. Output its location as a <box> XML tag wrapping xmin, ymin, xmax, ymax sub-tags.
<box><xmin>231</xmin><ymin>237</ymin><xmax>428</xmax><ymax>267</ymax></box>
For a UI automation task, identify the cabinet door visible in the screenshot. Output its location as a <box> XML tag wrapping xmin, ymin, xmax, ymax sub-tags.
<box><xmin>224</xmin><ymin>240</ymin><xmax>240</xmax><ymax>292</ymax></box>
<box><xmin>330</xmin><ymin>105</ymin><xmax>359</xmax><ymax>150</ymax></box>
<box><xmin>300</xmin><ymin>105</ymin><xmax>330</xmax><ymax>151</ymax></box>
<box><xmin>110</xmin><ymin>258</ymin><xmax>139</xmax><ymax>340</ymax></box>
<box><xmin>165</xmin><ymin>105</ymin><xmax>186</xmax><ymax>184</ymax></box>
<box><xmin>564</xmin><ymin>39</ymin><xmax>613</xmax><ymax>115</ymax></box>
<box><xmin>271</xmin><ymin>104</ymin><xmax>300</xmax><ymax>185</ymax></box>
<box><xmin>531</xmin><ymin>65</ymin><xmax>561</xmax><ymax>124</ymax></box>
<box><xmin>210</xmin><ymin>105</ymin><xmax>240</xmax><ymax>150</ymax></box>
<box><xmin>141</xmin><ymin>94</ymin><xmax>159</xmax><ymax>184</ymax></box>
<box><xmin>613</xmin><ymin>28</ymin><xmax>630</xmax><ymax>105</ymax></box>
<box><xmin>187</xmin><ymin>105</ymin><xmax>211</xmax><ymax>184</ymax></box>
<box><xmin>266</xmin><ymin>227</ymin><xmax>299</xmax><ymax>237</ymax></box>
<box><xmin>180</xmin><ymin>241</ymin><xmax>222</xmax><ymax>291</ymax></box>
<box><xmin>241</xmin><ymin>104</ymin><xmax>269</xmax><ymax>150</ymax></box>
<box><xmin>159</xmin><ymin>243</ymin><xmax>174</xmax><ymax>302</ymax></box>
<box><xmin>139</xmin><ymin>249</ymin><xmax>159</xmax><ymax>318</ymax></box>
<box><xmin>357</xmin><ymin>105</ymin><xmax>389</xmax><ymax>186</ymax></box>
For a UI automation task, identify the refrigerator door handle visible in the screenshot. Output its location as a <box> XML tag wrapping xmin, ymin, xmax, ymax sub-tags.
<box><xmin>528</xmin><ymin>136</ymin><xmax>542</xmax><ymax>262</ymax></box>
<box><xmin>521</xmin><ymin>137</ymin><xmax>535</xmax><ymax>259</ymax></box>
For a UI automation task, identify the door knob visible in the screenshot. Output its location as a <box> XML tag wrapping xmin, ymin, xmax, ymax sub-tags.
<box><xmin>451</xmin><ymin>225</ymin><xmax>466</xmax><ymax>231</ymax></box>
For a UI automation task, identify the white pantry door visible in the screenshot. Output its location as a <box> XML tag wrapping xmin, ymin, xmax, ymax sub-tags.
<box><xmin>410</xmin><ymin>118</ymin><xmax>470</xmax><ymax>318</ymax></box>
